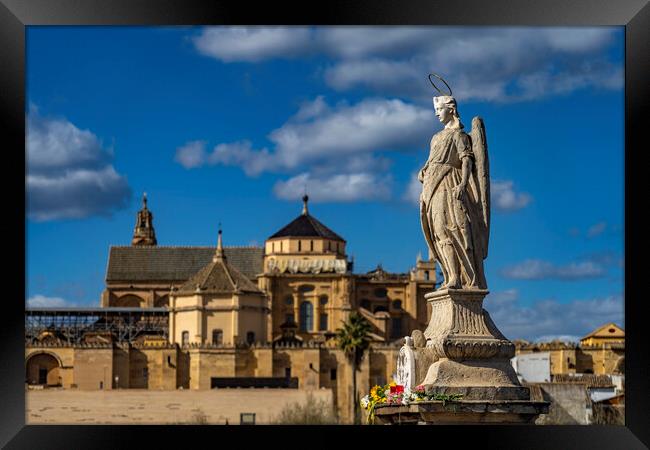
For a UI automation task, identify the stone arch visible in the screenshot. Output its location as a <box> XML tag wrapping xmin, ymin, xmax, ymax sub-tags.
<box><xmin>113</xmin><ymin>294</ymin><xmax>144</xmax><ymax>307</ymax></box>
<box><xmin>614</xmin><ymin>356</ymin><xmax>625</xmax><ymax>374</ymax></box>
<box><xmin>154</xmin><ymin>295</ymin><xmax>169</xmax><ymax>307</ymax></box>
<box><xmin>25</xmin><ymin>352</ymin><xmax>62</xmax><ymax>386</ymax></box>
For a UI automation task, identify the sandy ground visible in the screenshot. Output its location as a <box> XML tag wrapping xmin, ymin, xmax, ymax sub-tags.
<box><xmin>26</xmin><ymin>388</ymin><xmax>333</xmax><ymax>425</ymax></box>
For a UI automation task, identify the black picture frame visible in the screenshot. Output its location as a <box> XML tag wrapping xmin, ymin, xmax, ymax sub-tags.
<box><xmin>2</xmin><ymin>0</ymin><xmax>647</xmax><ymax>448</ymax></box>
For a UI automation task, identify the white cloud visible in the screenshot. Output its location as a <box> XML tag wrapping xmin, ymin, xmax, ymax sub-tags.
<box><xmin>26</xmin><ymin>295</ymin><xmax>71</xmax><ymax>308</ymax></box>
<box><xmin>500</xmin><ymin>258</ymin><xmax>607</xmax><ymax>280</ymax></box>
<box><xmin>273</xmin><ymin>172</ymin><xmax>392</xmax><ymax>202</ymax></box>
<box><xmin>268</xmin><ymin>97</ymin><xmax>432</xmax><ymax>167</ymax></box>
<box><xmin>191</xmin><ymin>26</ymin><xmax>622</xmax><ymax>103</ymax></box>
<box><xmin>174</xmin><ymin>140</ymin><xmax>207</xmax><ymax>169</ymax></box>
<box><xmin>324</xmin><ymin>59</ymin><xmax>421</xmax><ymax>93</ymax></box>
<box><xmin>484</xmin><ymin>290</ymin><xmax>623</xmax><ymax>342</ymax></box>
<box><xmin>587</xmin><ymin>221</ymin><xmax>608</xmax><ymax>238</ymax></box>
<box><xmin>403</xmin><ymin>172</ymin><xmax>421</xmax><ymax>204</ymax></box>
<box><xmin>208</xmin><ymin>141</ymin><xmax>277</xmax><ymax>176</ymax></box>
<box><xmin>292</xmin><ymin>96</ymin><xmax>330</xmax><ymax>121</ymax></box>
<box><xmin>491</xmin><ymin>180</ymin><xmax>532</xmax><ymax>212</ymax></box>
<box><xmin>541</xmin><ymin>28</ymin><xmax>615</xmax><ymax>53</ymax></box>
<box><xmin>403</xmin><ymin>176</ymin><xmax>531</xmax><ymax>214</ymax></box>
<box><xmin>192</xmin><ymin>27</ymin><xmax>312</xmax><ymax>62</ymax></box>
<box><xmin>316</xmin><ymin>27</ymin><xmax>436</xmax><ymax>59</ymax></box>
<box><xmin>175</xmin><ymin>97</ymin><xmax>434</xmax><ymax>178</ymax></box>
<box><xmin>26</xmin><ymin>110</ymin><xmax>131</xmax><ymax>221</ymax></box>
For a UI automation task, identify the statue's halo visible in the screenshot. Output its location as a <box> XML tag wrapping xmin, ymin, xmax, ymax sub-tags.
<box><xmin>428</xmin><ymin>73</ymin><xmax>453</xmax><ymax>96</ymax></box>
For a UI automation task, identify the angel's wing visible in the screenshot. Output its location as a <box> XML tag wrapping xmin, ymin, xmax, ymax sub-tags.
<box><xmin>470</xmin><ymin>116</ymin><xmax>490</xmax><ymax>259</ymax></box>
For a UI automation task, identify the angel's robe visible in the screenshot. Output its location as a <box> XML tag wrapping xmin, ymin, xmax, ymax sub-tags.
<box><xmin>419</xmin><ymin>126</ymin><xmax>487</xmax><ymax>289</ymax></box>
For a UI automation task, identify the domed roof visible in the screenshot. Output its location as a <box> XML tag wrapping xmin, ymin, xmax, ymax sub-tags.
<box><xmin>268</xmin><ymin>195</ymin><xmax>345</xmax><ymax>242</ymax></box>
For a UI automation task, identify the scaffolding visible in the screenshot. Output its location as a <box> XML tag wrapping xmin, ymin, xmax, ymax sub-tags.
<box><xmin>25</xmin><ymin>307</ymin><xmax>169</xmax><ymax>345</ymax></box>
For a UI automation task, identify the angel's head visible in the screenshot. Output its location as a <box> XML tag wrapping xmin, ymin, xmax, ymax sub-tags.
<box><xmin>433</xmin><ymin>96</ymin><xmax>463</xmax><ymax>129</ymax></box>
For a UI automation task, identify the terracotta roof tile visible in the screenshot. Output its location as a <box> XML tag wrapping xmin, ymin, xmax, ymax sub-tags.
<box><xmin>106</xmin><ymin>246</ymin><xmax>263</xmax><ymax>282</ymax></box>
<box><xmin>177</xmin><ymin>255</ymin><xmax>262</xmax><ymax>294</ymax></box>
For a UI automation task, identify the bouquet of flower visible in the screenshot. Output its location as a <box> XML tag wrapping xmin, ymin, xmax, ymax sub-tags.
<box><xmin>360</xmin><ymin>382</ymin><xmax>463</xmax><ymax>424</ymax></box>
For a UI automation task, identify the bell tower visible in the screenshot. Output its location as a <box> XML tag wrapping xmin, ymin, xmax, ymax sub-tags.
<box><xmin>131</xmin><ymin>192</ymin><xmax>157</xmax><ymax>246</ymax></box>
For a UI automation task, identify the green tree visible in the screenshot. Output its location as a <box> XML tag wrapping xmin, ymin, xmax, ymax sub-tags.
<box><xmin>336</xmin><ymin>312</ymin><xmax>372</xmax><ymax>424</ymax></box>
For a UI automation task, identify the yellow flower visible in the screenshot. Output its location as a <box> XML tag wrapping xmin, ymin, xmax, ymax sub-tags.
<box><xmin>389</xmin><ymin>380</ymin><xmax>396</xmax><ymax>387</ymax></box>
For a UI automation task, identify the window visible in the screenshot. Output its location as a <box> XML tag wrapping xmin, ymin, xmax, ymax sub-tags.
<box><xmin>298</xmin><ymin>240</ymin><xmax>302</xmax><ymax>251</ymax></box>
<box><xmin>424</xmin><ymin>270</ymin><xmax>430</xmax><ymax>280</ymax></box>
<box><xmin>392</xmin><ymin>300</ymin><xmax>402</xmax><ymax>310</ymax></box>
<box><xmin>212</xmin><ymin>329</ymin><xmax>223</xmax><ymax>345</ymax></box>
<box><xmin>272</xmin><ymin>242</ymin><xmax>275</xmax><ymax>252</ymax></box>
<box><xmin>285</xmin><ymin>367</ymin><xmax>291</xmax><ymax>378</ymax></box>
<box><xmin>181</xmin><ymin>331</ymin><xmax>189</xmax><ymax>345</ymax></box>
<box><xmin>319</xmin><ymin>295</ymin><xmax>329</xmax><ymax>305</ymax></box>
<box><xmin>319</xmin><ymin>313</ymin><xmax>328</xmax><ymax>331</ymax></box>
<box><xmin>374</xmin><ymin>306</ymin><xmax>388</xmax><ymax>313</ymax></box>
<box><xmin>360</xmin><ymin>299</ymin><xmax>370</xmax><ymax>309</ymax></box>
<box><xmin>246</xmin><ymin>332</ymin><xmax>255</xmax><ymax>344</ymax></box>
<box><xmin>299</xmin><ymin>301</ymin><xmax>314</xmax><ymax>332</ymax></box>
<box><xmin>330</xmin><ymin>369</ymin><xmax>337</xmax><ymax>381</ymax></box>
<box><xmin>374</xmin><ymin>288</ymin><xmax>387</xmax><ymax>298</ymax></box>
<box><xmin>310</xmin><ymin>240</ymin><xmax>313</xmax><ymax>251</ymax></box>
<box><xmin>154</xmin><ymin>295</ymin><xmax>169</xmax><ymax>307</ymax></box>
<box><xmin>298</xmin><ymin>284</ymin><xmax>315</xmax><ymax>293</ymax></box>
<box><xmin>285</xmin><ymin>313</ymin><xmax>295</xmax><ymax>324</ymax></box>
<box><xmin>142</xmin><ymin>368</ymin><xmax>149</xmax><ymax>379</ymax></box>
<box><xmin>284</xmin><ymin>295</ymin><xmax>294</xmax><ymax>306</ymax></box>
<box><xmin>391</xmin><ymin>318</ymin><xmax>402</xmax><ymax>338</ymax></box>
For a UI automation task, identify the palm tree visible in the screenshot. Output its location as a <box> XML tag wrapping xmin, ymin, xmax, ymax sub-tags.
<box><xmin>336</xmin><ymin>312</ymin><xmax>372</xmax><ymax>424</ymax></box>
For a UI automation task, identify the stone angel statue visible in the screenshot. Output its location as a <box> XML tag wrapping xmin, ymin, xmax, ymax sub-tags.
<box><xmin>418</xmin><ymin>88</ymin><xmax>490</xmax><ymax>290</ymax></box>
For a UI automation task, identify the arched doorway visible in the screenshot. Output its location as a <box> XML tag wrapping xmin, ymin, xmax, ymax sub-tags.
<box><xmin>113</xmin><ymin>294</ymin><xmax>143</xmax><ymax>307</ymax></box>
<box><xmin>26</xmin><ymin>353</ymin><xmax>61</xmax><ymax>386</ymax></box>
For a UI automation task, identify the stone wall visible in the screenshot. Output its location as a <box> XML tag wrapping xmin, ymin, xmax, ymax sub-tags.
<box><xmin>532</xmin><ymin>382</ymin><xmax>591</xmax><ymax>425</ymax></box>
<box><xmin>25</xmin><ymin>342</ymin><xmax>400</xmax><ymax>423</ymax></box>
<box><xmin>26</xmin><ymin>389</ymin><xmax>334</xmax><ymax>425</ymax></box>
<box><xmin>73</xmin><ymin>347</ymin><xmax>114</xmax><ymax>390</ymax></box>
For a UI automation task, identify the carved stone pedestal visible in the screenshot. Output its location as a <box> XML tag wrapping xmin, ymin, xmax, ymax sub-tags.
<box><xmin>390</xmin><ymin>288</ymin><xmax>549</xmax><ymax>424</ymax></box>
<box><xmin>421</xmin><ymin>288</ymin><xmax>519</xmax><ymax>387</ymax></box>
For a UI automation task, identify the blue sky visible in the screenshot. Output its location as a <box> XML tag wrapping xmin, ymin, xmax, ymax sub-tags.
<box><xmin>25</xmin><ymin>26</ymin><xmax>624</xmax><ymax>342</ymax></box>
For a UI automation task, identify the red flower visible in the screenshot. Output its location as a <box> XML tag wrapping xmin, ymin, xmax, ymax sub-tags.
<box><xmin>390</xmin><ymin>385</ymin><xmax>405</xmax><ymax>394</ymax></box>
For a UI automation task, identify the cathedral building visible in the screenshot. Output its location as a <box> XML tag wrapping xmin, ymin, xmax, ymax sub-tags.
<box><xmin>101</xmin><ymin>194</ymin><xmax>436</xmax><ymax>345</ymax></box>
